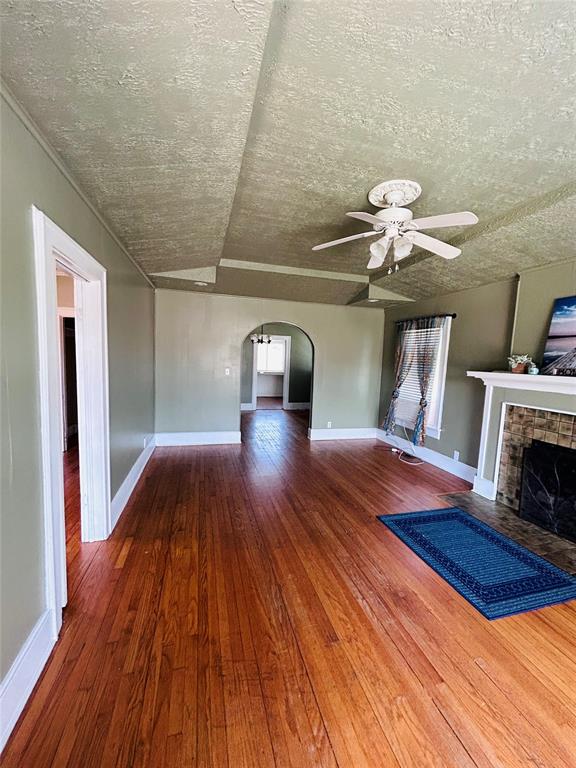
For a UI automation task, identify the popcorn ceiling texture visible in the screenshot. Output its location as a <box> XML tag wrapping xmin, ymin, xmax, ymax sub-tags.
<box><xmin>1</xmin><ymin>0</ymin><xmax>575</xmax><ymax>305</ymax></box>
<box><xmin>0</xmin><ymin>0</ymin><xmax>272</xmax><ymax>271</ymax></box>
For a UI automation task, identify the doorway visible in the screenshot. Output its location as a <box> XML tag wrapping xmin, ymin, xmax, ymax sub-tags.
<box><xmin>240</xmin><ymin>322</ymin><xmax>314</xmax><ymax>424</ymax></box>
<box><xmin>33</xmin><ymin>208</ymin><xmax>111</xmax><ymax>639</ymax></box>
<box><xmin>56</xmin><ymin>271</ymin><xmax>82</xmax><ymax>587</ymax></box>
<box><xmin>57</xmin><ymin>273</ymin><xmax>77</xmax><ymax>452</ymax></box>
<box><xmin>255</xmin><ymin>334</ymin><xmax>290</xmax><ymax>411</ymax></box>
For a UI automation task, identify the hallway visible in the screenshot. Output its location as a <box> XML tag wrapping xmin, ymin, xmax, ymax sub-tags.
<box><xmin>3</xmin><ymin>411</ymin><xmax>576</xmax><ymax>767</ymax></box>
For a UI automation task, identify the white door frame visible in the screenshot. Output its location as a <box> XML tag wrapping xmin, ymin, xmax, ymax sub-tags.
<box><xmin>32</xmin><ymin>207</ymin><xmax>111</xmax><ymax>638</ymax></box>
<box><xmin>250</xmin><ymin>335</ymin><xmax>291</xmax><ymax>409</ymax></box>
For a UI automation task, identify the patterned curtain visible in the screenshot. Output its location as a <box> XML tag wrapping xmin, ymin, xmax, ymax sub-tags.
<box><xmin>381</xmin><ymin>319</ymin><xmax>418</xmax><ymax>434</ymax></box>
<box><xmin>412</xmin><ymin>315</ymin><xmax>446</xmax><ymax>445</ymax></box>
<box><xmin>382</xmin><ymin>315</ymin><xmax>448</xmax><ymax>445</ymax></box>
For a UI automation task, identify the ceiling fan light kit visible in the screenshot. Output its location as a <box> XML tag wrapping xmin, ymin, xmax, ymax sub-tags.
<box><xmin>312</xmin><ymin>179</ymin><xmax>478</xmax><ymax>271</ymax></box>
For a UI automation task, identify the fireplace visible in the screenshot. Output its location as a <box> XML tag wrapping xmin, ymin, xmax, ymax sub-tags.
<box><xmin>466</xmin><ymin>371</ymin><xmax>576</xmax><ymax>506</ymax></box>
<box><xmin>496</xmin><ymin>406</ymin><xmax>576</xmax><ymax>509</ymax></box>
<box><xmin>519</xmin><ymin>440</ymin><xmax>576</xmax><ymax>542</ymax></box>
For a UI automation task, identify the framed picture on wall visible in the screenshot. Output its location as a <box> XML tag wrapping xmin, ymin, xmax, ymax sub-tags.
<box><xmin>542</xmin><ymin>295</ymin><xmax>576</xmax><ymax>375</ymax></box>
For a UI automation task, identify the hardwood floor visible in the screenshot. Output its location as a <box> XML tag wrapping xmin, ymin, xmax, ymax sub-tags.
<box><xmin>62</xmin><ymin>445</ymin><xmax>105</xmax><ymax>603</ymax></box>
<box><xmin>3</xmin><ymin>409</ymin><xmax>576</xmax><ymax>767</ymax></box>
<box><xmin>64</xmin><ymin>444</ymin><xmax>80</xmax><ymax>548</ymax></box>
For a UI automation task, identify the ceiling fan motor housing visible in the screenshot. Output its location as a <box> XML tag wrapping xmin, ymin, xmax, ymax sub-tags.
<box><xmin>373</xmin><ymin>207</ymin><xmax>413</xmax><ymax>230</ymax></box>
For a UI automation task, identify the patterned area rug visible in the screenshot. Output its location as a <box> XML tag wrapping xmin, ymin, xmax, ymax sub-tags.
<box><xmin>378</xmin><ymin>507</ymin><xmax>576</xmax><ymax>619</ymax></box>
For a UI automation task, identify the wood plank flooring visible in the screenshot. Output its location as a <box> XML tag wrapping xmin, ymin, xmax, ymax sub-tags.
<box><xmin>3</xmin><ymin>409</ymin><xmax>576</xmax><ymax>767</ymax></box>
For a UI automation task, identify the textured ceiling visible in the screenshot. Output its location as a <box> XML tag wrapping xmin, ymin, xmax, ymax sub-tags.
<box><xmin>1</xmin><ymin>0</ymin><xmax>575</xmax><ymax>306</ymax></box>
<box><xmin>0</xmin><ymin>0</ymin><xmax>272</xmax><ymax>272</ymax></box>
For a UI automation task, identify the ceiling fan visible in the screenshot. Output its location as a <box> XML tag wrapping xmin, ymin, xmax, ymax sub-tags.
<box><xmin>312</xmin><ymin>180</ymin><xmax>478</xmax><ymax>270</ymax></box>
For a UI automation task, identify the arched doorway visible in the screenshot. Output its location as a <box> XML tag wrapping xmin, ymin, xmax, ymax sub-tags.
<box><xmin>240</xmin><ymin>322</ymin><xmax>314</xmax><ymax>436</ymax></box>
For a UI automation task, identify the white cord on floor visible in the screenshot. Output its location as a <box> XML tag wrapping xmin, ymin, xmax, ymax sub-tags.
<box><xmin>399</xmin><ymin>426</ymin><xmax>423</xmax><ymax>464</ymax></box>
<box><xmin>378</xmin><ymin>427</ymin><xmax>424</xmax><ymax>465</ymax></box>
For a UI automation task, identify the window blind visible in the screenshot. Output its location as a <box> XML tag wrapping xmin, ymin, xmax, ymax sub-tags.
<box><xmin>395</xmin><ymin>327</ymin><xmax>443</xmax><ymax>427</ymax></box>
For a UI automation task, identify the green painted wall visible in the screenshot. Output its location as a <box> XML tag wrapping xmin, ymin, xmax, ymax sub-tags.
<box><xmin>241</xmin><ymin>323</ymin><xmax>313</xmax><ymax>405</ymax></box>
<box><xmin>155</xmin><ymin>290</ymin><xmax>384</xmax><ymax>432</ymax></box>
<box><xmin>379</xmin><ymin>260</ymin><xmax>576</xmax><ymax>469</ymax></box>
<box><xmin>0</xmin><ymin>97</ymin><xmax>155</xmax><ymax>678</ymax></box>
<box><xmin>380</xmin><ymin>279</ymin><xmax>517</xmax><ymax>467</ymax></box>
<box><xmin>241</xmin><ymin>340</ymin><xmax>254</xmax><ymax>403</ymax></box>
<box><xmin>512</xmin><ymin>260</ymin><xmax>576</xmax><ymax>364</ymax></box>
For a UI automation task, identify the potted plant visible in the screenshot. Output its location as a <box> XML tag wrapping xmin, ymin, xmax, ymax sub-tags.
<box><xmin>508</xmin><ymin>354</ymin><xmax>532</xmax><ymax>374</ymax></box>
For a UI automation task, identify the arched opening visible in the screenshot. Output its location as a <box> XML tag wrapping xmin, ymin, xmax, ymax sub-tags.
<box><xmin>240</xmin><ymin>322</ymin><xmax>314</xmax><ymax>437</ymax></box>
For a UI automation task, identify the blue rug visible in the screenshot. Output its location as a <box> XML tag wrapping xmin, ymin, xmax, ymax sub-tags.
<box><xmin>377</xmin><ymin>507</ymin><xmax>576</xmax><ymax>619</ymax></box>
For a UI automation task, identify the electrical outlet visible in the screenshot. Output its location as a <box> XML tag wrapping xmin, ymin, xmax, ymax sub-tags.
<box><xmin>327</xmin><ymin>421</ymin><xmax>332</xmax><ymax>428</ymax></box>
<box><xmin>225</xmin><ymin>367</ymin><xmax>230</xmax><ymax>376</ymax></box>
<box><xmin>453</xmin><ymin>450</ymin><xmax>460</xmax><ymax>461</ymax></box>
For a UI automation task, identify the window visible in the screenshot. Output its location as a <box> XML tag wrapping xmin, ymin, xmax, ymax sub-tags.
<box><xmin>394</xmin><ymin>317</ymin><xmax>452</xmax><ymax>439</ymax></box>
<box><xmin>257</xmin><ymin>338</ymin><xmax>286</xmax><ymax>373</ymax></box>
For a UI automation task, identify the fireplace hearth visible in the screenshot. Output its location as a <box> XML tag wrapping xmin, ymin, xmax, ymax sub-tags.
<box><xmin>519</xmin><ymin>440</ymin><xmax>576</xmax><ymax>543</ymax></box>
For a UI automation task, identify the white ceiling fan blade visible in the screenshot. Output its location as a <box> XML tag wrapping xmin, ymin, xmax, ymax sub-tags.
<box><xmin>311</xmin><ymin>230</ymin><xmax>379</xmax><ymax>251</ymax></box>
<box><xmin>367</xmin><ymin>237</ymin><xmax>391</xmax><ymax>269</ymax></box>
<box><xmin>346</xmin><ymin>211</ymin><xmax>384</xmax><ymax>226</ymax></box>
<box><xmin>408</xmin><ymin>231</ymin><xmax>461</xmax><ymax>259</ymax></box>
<box><xmin>410</xmin><ymin>211</ymin><xmax>478</xmax><ymax>230</ymax></box>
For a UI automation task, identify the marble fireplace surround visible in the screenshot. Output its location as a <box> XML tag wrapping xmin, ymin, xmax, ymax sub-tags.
<box><xmin>466</xmin><ymin>372</ymin><xmax>576</xmax><ymax>502</ymax></box>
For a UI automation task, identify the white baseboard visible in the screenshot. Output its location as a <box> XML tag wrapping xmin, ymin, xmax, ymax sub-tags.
<box><xmin>376</xmin><ymin>430</ymin><xmax>476</xmax><ymax>483</ymax></box>
<box><xmin>110</xmin><ymin>437</ymin><xmax>156</xmax><ymax>530</ymax></box>
<box><xmin>155</xmin><ymin>431</ymin><xmax>241</xmax><ymax>446</ymax></box>
<box><xmin>308</xmin><ymin>427</ymin><xmax>378</xmax><ymax>441</ymax></box>
<box><xmin>0</xmin><ymin>610</ymin><xmax>55</xmax><ymax>752</ymax></box>
<box><xmin>472</xmin><ymin>476</ymin><xmax>497</xmax><ymax>499</ymax></box>
<box><xmin>240</xmin><ymin>403</ymin><xmax>254</xmax><ymax>412</ymax></box>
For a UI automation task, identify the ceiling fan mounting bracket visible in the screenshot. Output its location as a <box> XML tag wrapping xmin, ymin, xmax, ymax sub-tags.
<box><xmin>368</xmin><ymin>179</ymin><xmax>422</xmax><ymax>208</ymax></box>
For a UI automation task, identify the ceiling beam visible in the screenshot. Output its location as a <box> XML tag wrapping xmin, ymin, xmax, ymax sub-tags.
<box><xmin>347</xmin><ymin>283</ymin><xmax>414</xmax><ymax>307</ymax></box>
<box><xmin>151</xmin><ymin>266</ymin><xmax>217</xmax><ymax>283</ymax></box>
<box><xmin>219</xmin><ymin>258</ymin><xmax>368</xmax><ymax>284</ymax></box>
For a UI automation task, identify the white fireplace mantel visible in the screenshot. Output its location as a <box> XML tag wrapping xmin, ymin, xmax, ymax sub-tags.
<box><xmin>467</xmin><ymin>370</ymin><xmax>576</xmax><ymax>395</ymax></box>
<box><xmin>467</xmin><ymin>370</ymin><xmax>576</xmax><ymax>500</ymax></box>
